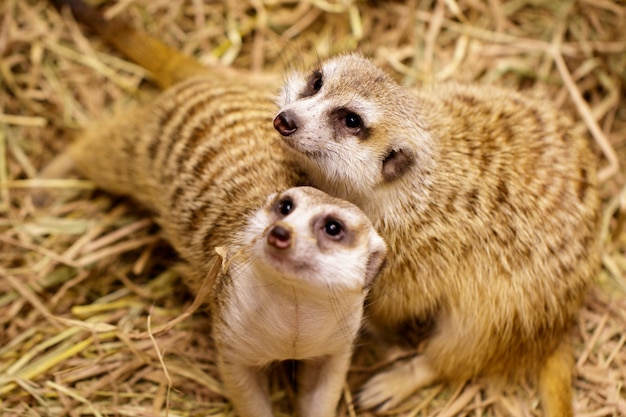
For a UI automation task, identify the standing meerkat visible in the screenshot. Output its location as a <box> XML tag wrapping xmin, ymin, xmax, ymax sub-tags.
<box><xmin>273</xmin><ymin>54</ymin><xmax>600</xmax><ymax>416</ymax></box>
<box><xmin>49</xmin><ymin>2</ymin><xmax>387</xmax><ymax>416</ymax></box>
<box><xmin>214</xmin><ymin>186</ymin><xmax>385</xmax><ymax>417</ymax></box>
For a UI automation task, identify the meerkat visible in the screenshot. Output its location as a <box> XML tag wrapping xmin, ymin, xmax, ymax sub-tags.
<box><xmin>211</xmin><ymin>187</ymin><xmax>386</xmax><ymax>417</ymax></box>
<box><xmin>50</xmin><ymin>0</ymin><xmax>600</xmax><ymax>415</ymax></box>
<box><xmin>49</xmin><ymin>2</ymin><xmax>387</xmax><ymax>416</ymax></box>
<box><xmin>273</xmin><ymin>54</ymin><xmax>601</xmax><ymax>416</ymax></box>
<box><xmin>214</xmin><ymin>186</ymin><xmax>386</xmax><ymax>417</ymax></box>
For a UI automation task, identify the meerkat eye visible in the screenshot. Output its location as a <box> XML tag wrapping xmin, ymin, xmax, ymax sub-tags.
<box><xmin>302</xmin><ymin>70</ymin><xmax>323</xmax><ymax>97</ymax></box>
<box><xmin>345</xmin><ymin>112</ymin><xmax>363</xmax><ymax>129</ymax></box>
<box><xmin>311</xmin><ymin>71</ymin><xmax>323</xmax><ymax>92</ymax></box>
<box><xmin>323</xmin><ymin>219</ymin><xmax>344</xmax><ymax>239</ymax></box>
<box><xmin>278</xmin><ymin>198</ymin><xmax>294</xmax><ymax>216</ymax></box>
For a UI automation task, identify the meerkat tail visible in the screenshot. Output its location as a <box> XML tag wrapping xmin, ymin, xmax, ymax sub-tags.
<box><xmin>50</xmin><ymin>0</ymin><xmax>209</xmax><ymax>88</ymax></box>
<box><xmin>538</xmin><ymin>340</ymin><xmax>575</xmax><ymax>417</ymax></box>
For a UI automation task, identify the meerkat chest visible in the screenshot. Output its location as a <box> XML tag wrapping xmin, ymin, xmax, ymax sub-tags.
<box><xmin>219</xmin><ymin>277</ymin><xmax>362</xmax><ymax>366</ymax></box>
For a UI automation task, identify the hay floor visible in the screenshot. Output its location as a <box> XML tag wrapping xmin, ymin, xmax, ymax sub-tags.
<box><xmin>1</xmin><ymin>0</ymin><xmax>625</xmax><ymax>416</ymax></box>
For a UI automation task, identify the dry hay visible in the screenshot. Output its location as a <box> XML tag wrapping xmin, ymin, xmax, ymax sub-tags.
<box><xmin>1</xmin><ymin>0</ymin><xmax>625</xmax><ymax>416</ymax></box>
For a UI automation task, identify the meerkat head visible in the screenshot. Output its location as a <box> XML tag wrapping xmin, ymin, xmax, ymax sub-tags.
<box><xmin>242</xmin><ymin>187</ymin><xmax>387</xmax><ymax>293</ymax></box>
<box><xmin>274</xmin><ymin>54</ymin><xmax>434</xmax><ymax>203</ymax></box>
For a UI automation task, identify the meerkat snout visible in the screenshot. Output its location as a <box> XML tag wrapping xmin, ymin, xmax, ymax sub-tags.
<box><xmin>274</xmin><ymin>111</ymin><xmax>298</xmax><ymax>136</ymax></box>
<box><xmin>267</xmin><ymin>223</ymin><xmax>293</xmax><ymax>249</ymax></box>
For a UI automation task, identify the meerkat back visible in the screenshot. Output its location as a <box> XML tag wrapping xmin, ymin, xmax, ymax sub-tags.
<box><xmin>73</xmin><ymin>77</ymin><xmax>303</xmax><ymax>269</ymax></box>
<box><xmin>51</xmin><ymin>0</ymin><xmax>305</xmax><ymax>287</ymax></box>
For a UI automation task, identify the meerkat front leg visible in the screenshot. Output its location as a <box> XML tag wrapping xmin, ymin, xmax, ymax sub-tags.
<box><xmin>356</xmin><ymin>354</ymin><xmax>438</xmax><ymax>411</ymax></box>
<box><xmin>218</xmin><ymin>357</ymin><xmax>274</xmax><ymax>417</ymax></box>
<box><xmin>297</xmin><ymin>349</ymin><xmax>354</xmax><ymax>417</ymax></box>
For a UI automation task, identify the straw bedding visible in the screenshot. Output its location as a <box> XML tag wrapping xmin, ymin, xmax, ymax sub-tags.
<box><xmin>1</xmin><ymin>0</ymin><xmax>625</xmax><ymax>416</ymax></box>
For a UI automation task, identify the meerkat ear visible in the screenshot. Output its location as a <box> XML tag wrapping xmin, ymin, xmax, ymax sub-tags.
<box><xmin>382</xmin><ymin>148</ymin><xmax>414</xmax><ymax>182</ymax></box>
<box><xmin>364</xmin><ymin>234</ymin><xmax>387</xmax><ymax>289</ymax></box>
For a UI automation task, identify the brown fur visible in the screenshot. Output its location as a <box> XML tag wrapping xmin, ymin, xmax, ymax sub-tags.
<box><xmin>67</xmin><ymin>67</ymin><xmax>387</xmax><ymax>417</ymax></box>
<box><xmin>51</xmin><ymin>1</ymin><xmax>600</xmax><ymax>415</ymax></box>
<box><xmin>50</xmin><ymin>3</ymin><xmax>391</xmax><ymax>416</ymax></box>
<box><xmin>69</xmin><ymin>76</ymin><xmax>304</xmax><ymax>289</ymax></box>
<box><xmin>276</xmin><ymin>55</ymin><xmax>600</xmax><ymax>415</ymax></box>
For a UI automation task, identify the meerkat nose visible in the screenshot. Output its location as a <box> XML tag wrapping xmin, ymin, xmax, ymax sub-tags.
<box><xmin>268</xmin><ymin>224</ymin><xmax>293</xmax><ymax>249</ymax></box>
<box><xmin>273</xmin><ymin>111</ymin><xmax>298</xmax><ymax>136</ymax></box>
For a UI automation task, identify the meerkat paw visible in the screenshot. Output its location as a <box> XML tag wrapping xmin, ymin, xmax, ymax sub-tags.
<box><xmin>356</xmin><ymin>355</ymin><xmax>437</xmax><ymax>411</ymax></box>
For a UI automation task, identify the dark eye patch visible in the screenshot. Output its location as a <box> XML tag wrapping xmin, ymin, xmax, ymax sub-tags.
<box><xmin>330</xmin><ymin>107</ymin><xmax>369</xmax><ymax>139</ymax></box>
<box><xmin>300</xmin><ymin>70</ymin><xmax>323</xmax><ymax>98</ymax></box>
<box><xmin>344</xmin><ymin>113</ymin><xmax>362</xmax><ymax>129</ymax></box>
<box><xmin>323</xmin><ymin>218</ymin><xmax>344</xmax><ymax>240</ymax></box>
<box><xmin>314</xmin><ymin>214</ymin><xmax>356</xmax><ymax>247</ymax></box>
<box><xmin>312</xmin><ymin>73</ymin><xmax>323</xmax><ymax>91</ymax></box>
<box><xmin>276</xmin><ymin>197</ymin><xmax>294</xmax><ymax>216</ymax></box>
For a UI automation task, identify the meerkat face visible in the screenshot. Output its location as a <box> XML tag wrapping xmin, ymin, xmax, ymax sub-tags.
<box><xmin>274</xmin><ymin>54</ymin><xmax>431</xmax><ymax>202</ymax></box>
<box><xmin>242</xmin><ymin>187</ymin><xmax>386</xmax><ymax>293</ymax></box>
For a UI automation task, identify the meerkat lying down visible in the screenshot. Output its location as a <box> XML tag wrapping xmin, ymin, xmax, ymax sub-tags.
<box><xmin>274</xmin><ymin>54</ymin><xmax>600</xmax><ymax>416</ymax></box>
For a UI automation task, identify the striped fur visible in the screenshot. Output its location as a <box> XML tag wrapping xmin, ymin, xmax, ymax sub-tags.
<box><xmin>53</xmin><ymin>0</ymin><xmax>600</xmax><ymax>414</ymax></box>
<box><xmin>54</xmin><ymin>4</ymin><xmax>391</xmax><ymax>415</ymax></box>
<box><xmin>276</xmin><ymin>56</ymin><xmax>601</xmax><ymax>416</ymax></box>
<box><xmin>68</xmin><ymin>74</ymin><xmax>389</xmax><ymax>417</ymax></box>
<box><xmin>71</xmin><ymin>75</ymin><xmax>306</xmax><ymax>289</ymax></box>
